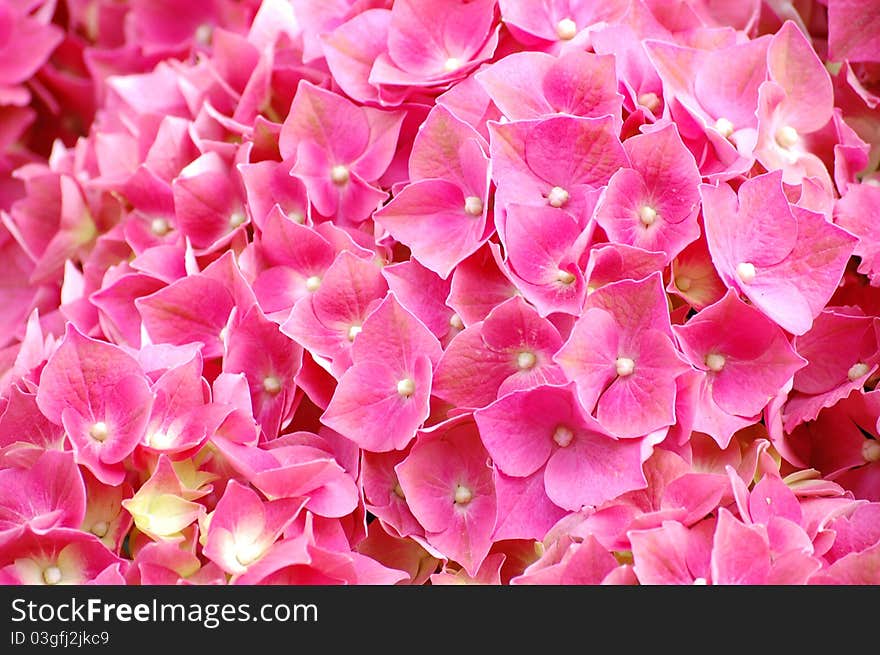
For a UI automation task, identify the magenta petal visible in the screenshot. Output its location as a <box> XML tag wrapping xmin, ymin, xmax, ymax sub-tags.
<box><xmin>545</xmin><ymin>430</ymin><xmax>650</xmax><ymax>511</ymax></box>
<box><xmin>320</xmin><ymin>9</ymin><xmax>391</xmax><ymax>105</ymax></box>
<box><xmin>36</xmin><ymin>324</ymin><xmax>149</xmax><ymax>426</ymax></box>
<box><xmin>322</xmin><ymin>355</ymin><xmax>433</xmax><ymax>452</ymax></box>
<box><xmin>395</xmin><ymin>418</ymin><xmax>495</xmax><ymax>576</ymax></box>
<box><xmin>630</xmin><ymin>521</ymin><xmax>702</xmax><ymax>585</ymax></box>
<box><xmin>0</xmin><ymin>450</ymin><xmax>85</xmax><ymax>538</ymax></box>
<box><xmin>711</xmin><ymin>508</ymin><xmax>771</xmax><ymax>584</ymax></box>
<box><xmin>375</xmin><ymin>179</ymin><xmax>488</xmax><ymax>279</ymax></box>
<box><xmin>474</xmin><ymin>387</ymin><xmax>564</xmax><ymax>477</ymax></box>
<box><xmin>491</xmin><ymin>469</ymin><xmax>567</xmax><ymax>542</ymax></box>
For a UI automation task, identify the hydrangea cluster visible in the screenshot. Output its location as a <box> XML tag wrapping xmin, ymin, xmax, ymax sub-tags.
<box><xmin>2</xmin><ymin>0</ymin><xmax>880</xmax><ymax>586</ymax></box>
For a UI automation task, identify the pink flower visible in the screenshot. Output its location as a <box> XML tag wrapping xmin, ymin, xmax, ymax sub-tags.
<box><xmin>475</xmin><ymin>383</ymin><xmax>658</xmax><ymax>511</ymax></box>
<box><xmin>555</xmin><ymin>273</ymin><xmax>691</xmax><ymax>438</ymax></box>
<box><xmin>433</xmin><ymin>295</ymin><xmax>566</xmax><ymax>409</ymax></box>
<box><xmin>783</xmin><ymin>308</ymin><xmax>880</xmax><ymax>431</ymax></box>
<box><xmin>35</xmin><ymin>324</ymin><xmax>155</xmax><ymax>485</ymax></box>
<box><xmin>395</xmin><ymin>416</ymin><xmax>496</xmax><ymax>577</ymax></box>
<box><xmin>476</xmin><ymin>50</ymin><xmax>622</xmax><ymax>124</ymax></box>
<box><xmin>0</xmin><ymin>450</ymin><xmax>85</xmax><ymax>546</ymax></box>
<box><xmin>594</xmin><ymin>123</ymin><xmax>702</xmax><ymax>262</ymax></box>
<box><xmin>202</xmin><ymin>480</ymin><xmax>306</xmax><ymax>576</ymax></box>
<box><xmin>499</xmin><ymin>203</ymin><xmax>588</xmax><ymax>316</ymax></box>
<box><xmin>374</xmin><ymin>105</ymin><xmax>492</xmax><ymax>278</ymax></box>
<box><xmin>701</xmin><ymin>170</ymin><xmax>857</xmax><ymax>335</ymax></box>
<box><xmin>0</xmin><ymin>527</ymin><xmax>125</xmax><ymax>585</ymax></box>
<box><xmin>321</xmin><ymin>292</ymin><xmax>442</xmax><ymax>452</ymax></box>
<box><xmin>280</xmin><ymin>80</ymin><xmax>405</xmax><ymax>224</ymax></box>
<box><xmin>366</xmin><ymin>0</ymin><xmax>500</xmax><ymax>104</ymax></box>
<box><xmin>673</xmin><ymin>290</ymin><xmax>808</xmax><ymax>447</ymax></box>
<box><xmin>489</xmin><ymin>113</ymin><xmax>628</xmax><ymax>221</ymax></box>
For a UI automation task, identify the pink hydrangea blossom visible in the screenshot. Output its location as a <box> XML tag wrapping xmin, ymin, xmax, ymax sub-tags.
<box><xmin>2</xmin><ymin>0</ymin><xmax>880</xmax><ymax>588</ymax></box>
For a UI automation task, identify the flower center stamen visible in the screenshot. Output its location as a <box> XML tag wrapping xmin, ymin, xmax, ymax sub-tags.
<box><xmin>150</xmin><ymin>218</ymin><xmax>170</xmax><ymax>236</ymax></box>
<box><xmin>464</xmin><ymin>196</ymin><xmax>483</xmax><ymax>216</ymax></box>
<box><xmin>775</xmin><ymin>125</ymin><xmax>799</xmax><ymax>149</ymax></box>
<box><xmin>705</xmin><ymin>353</ymin><xmax>726</xmax><ymax>372</ymax></box>
<box><xmin>639</xmin><ymin>205</ymin><xmax>657</xmax><ymax>226</ymax></box>
<box><xmin>263</xmin><ymin>376</ymin><xmax>282</xmax><ymax>395</ymax></box>
<box><xmin>42</xmin><ymin>566</ymin><xmax>62</xmax><ymax>585</ymax></box>
<box><xmin>714</xmin><ymin>118</ymin><xmax>735</xmax><ymax>138</ymax></box>
<box><xmin>454</xmin><ymin>484</ymin><xmax>473</xmax><ymax>505</ymax></box>
<box><xmin>848</xmin><ymin>362</ymin><xmax>870</xmax><ymax>381</ymax></box>
<box><xmin>556</xmin><ymin>18</ymin><xmax>577</xmax><ymax>40</ymax></box>
<box><xmin>547</xmin><ymin>186</ymin><xmax>570</xmax><ymax>208</ymax></box>
<box><xmin>552</xmin><ymin>425</ymin><xmax>574</xmax><ymax>448</ymax></box>
<box><xmin>638</xmin><ymin>92</ymin><xmax>660</xmax><ymax>113</ymax></box>
<box><xmin>330</xmin><ymin>165</ymin><xmax>350</xmax><ymax>185</ymax></box>
<box><xmin>556</xmin><ymin>269</ymin><xmax>576</xmax><ymax>285</ymax></box>
<box><xmin>517</xmin><ymin>351</ymin><xmax>537</xmax><ymax>370</ymax></box>
<box><xmin>347</xmin><ymin>325</ymin><xmax>362</xmax><ymax>341</ymax></box>
<box><xmin>305</xmin><ymin>275</ymin><xmax>322</xmax><ymax>292</ymax></box>
<box><xmin>615</xmin><ymin>357</ymin><xmax>635</xmax><ymax>377</ymax></box>
<box><xmin>444</xmin><ymin>57</ymin><xmax>463</xmax><ymax>73</ymax></box>
<box><xmin>91</xmin><ymin>521</ymin><xmax>109</xmax><ymax>538</ymax></box>
<box><xmin>396</xmin><ymin>378</ymin><xmax>415</xmax><ymax>397</ymax></box>
<box><xmin>229</xmin><ymin>210</ymin><xmax>247</xmax><ymax>228</ymax></box>
<box><xmin>736</xmin><ymin>262</ymin><xmax>757</xmax><ymax>284</ymax></box>
<box><xmin>89</xmin><ymin>421</ymin><xmax>109</xmax><ymax>443</ymax></box>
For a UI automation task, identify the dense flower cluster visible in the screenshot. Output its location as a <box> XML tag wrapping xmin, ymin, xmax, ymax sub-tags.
<box><xmin>2</xmin><ymin>0</ymin><xmax>880</xmax><ymax>585</ymax></box>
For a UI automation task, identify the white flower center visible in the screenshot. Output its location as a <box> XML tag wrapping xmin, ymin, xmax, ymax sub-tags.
<box><xmin>693</xmin><ymin>577</ymin><xmax>708</xmax><ymax>585</ymax></box>
<box><xmin>736</xmin><ymin>262</ymin><xmax>757</xmax><ymax>284</ymax></box>
<box><xmin>556</xmin><ymin>269</ymin><xmax>576</xmax><ymax>285</ymax></box>
<box><xmin>42</xmin><ymin>566</ymin><xmax>62</xmax><ymax>585</ymax></box>
<box><xmin>234</xmin><ymin>540</ymin><xmax>265</xmax><ymax>567</ymax></box>
<box><xmin>547</xmin><ymin>186</ymin><xmax>570</xmax><ymax>208</ymax></box>
<box><xmin>396</xmin><ymin>378</ymin><xmax>415</xmax><ymax>397</ymax></box>
<box><xmin>89</xmin><ymin>421</ymin><xmax>109</xmax><ymax>443</ymax></box>
<box><xmin>454</xmin><ymin>484</ymin><xmax>473</xmax><ymax>505</ymax></box>
<box><xmin>347</xmin><ymin>325</ymin><xmax>362</xmax><ymax>341</ymax></box>
<box><xmin>444</xmin><ymin>57</ymin><xmax>463</xmax><ymax>73</ymax></box>
<box><xmin>305</xmin><ymin>275</ymin><xmax>322</xmax><ymax>292</ymax></box>
<box><xmin>775</xmin><ymin>125</ymin><xmax>799</xmax><ymax>149</ymax></box>
<box><xmin>848</xmin><ymin>362</ymin><xmax>870</xmax><ymax>381</ymax></box>
<box><xmin>289</xmin><ymin>211</ymin><xmax>305</xmax><ymax>224</ymax></box>
<box><xmin>552</xmin><ymin>425</ymin><xmax>574</xmax><ymax>448</ymax></box>
<box><xmin>146</xmin><ymin>430</ymin><xmax>175</xmax><ymax>450</ymax></box>
<box><xmin>229</xmin><ymin>210</ymin><xmax>247</xmax><ymax>228</ymax></box>
<box><xmin>615</xmin><ymin>357</ymin><xmax>635</xmax><ymax>377</ymax></box>
<box><xmin>638</xmin><ymin>205</ymin><xmax>657</xmax><ymax>226</ymax></box>
<box><xmin>517</xmin><ymin>351</ymin><xmax>537</xmax><ymax>370</ymax></box>
<box><xmin>464</xmin><ymin>196</ymin><xmax>483</xmax><ymax>216</ymax></box>
<box><xmin>91</xmin><ymin>521</ymin><xmax>109</xmax><ymax>538</ymax></box>
<box><xmin>705</xmin><ymin>353</ymin><xmax>726</xmax><ymax>372</ymax></box>
<box><xmin>263</xmin><ymin>376</ymin><xmax>282</xmax><ymax>394</ymax></box>
<box><xmin>863</xmin><ymin>440</ymin><xmax>880</xmax><ymax>463</ymax></box>
<box><xmin>195</xmin><ymin>24</ymin><xmax>213</xmax><ymax>46</ymax></box>
<box><xmin>637</xmin><ymin>92</ymin><xmax>660</xmax><ymax>112</ymax></box>
<box><xmin>449</xmin><ymin>313</ymin><xmax>464</xmax><ymax>330</ymax></box>
<box><xmin>150</xmin><ymin>218</ymin><xmax>170</xmax><ymax>236</ymax></box>
<box><xmin>556</xmin><ymin>18</ymin><xmax>577</xmax><ymax>40</ymax></box>
<box><xmin>330</xmin><ymin>165</ymin><xmax>350</xmax><ymax>185</ymax></box>
<box><xmin>714</xmin><ymin>117</ymin><xmax>735</xmax><ymax>138</ymax></box>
